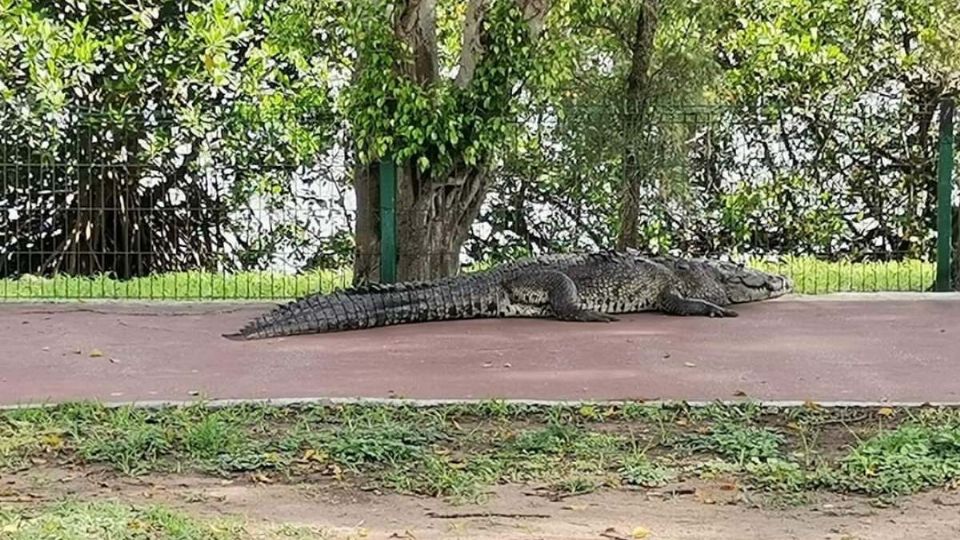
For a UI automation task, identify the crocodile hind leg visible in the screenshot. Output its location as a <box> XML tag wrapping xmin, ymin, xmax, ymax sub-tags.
<box><xmin>504</xmin><ymin>270</ymin><xmax>618</xmax><ymax>322</ymax></box>
<box><xmin>658</xmin><ymin>290</ymin><xmax>738</xmax><ymax>318</ymax></box>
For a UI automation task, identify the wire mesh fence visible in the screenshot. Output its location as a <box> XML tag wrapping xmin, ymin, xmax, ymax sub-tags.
<box><xmin>0</xmin><ymin>102</ymin><xmax>953</xmax><ymax>300</ymax></box>
<box><xmin>0</xmin><ymin>107</ymin><xmax>356</xmax><ymax>300</ymax></box>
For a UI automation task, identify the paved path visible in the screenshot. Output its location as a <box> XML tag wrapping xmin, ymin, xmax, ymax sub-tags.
<box><xmin>1</xmin><ymin>295</ymin><xmax>959</xmax><ymax>407</ymax></box>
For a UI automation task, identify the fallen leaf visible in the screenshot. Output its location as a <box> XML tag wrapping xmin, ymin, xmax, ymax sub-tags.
<box><xmin>631</xmin><ymin>526</ymin><xmax>652</xmax><ymax>539</ymax></box>
<box><xmin>89</xmin><ymin>349</ymin><xmax>103</xmax><ymax>358</ymax></box>
<box><xmin>877</xmin><ymin>407</ymin><xmax>895</xmax><ymax>417</ymax></box>
<box><xmin>733</xmin><ymin>390</ymin><xmax>747</xmax><ymax>397</ymax></box>
<box><xmin>187</xmin><ymin>390</ymin><xmax>200</xmax><ymax>396</ymax></box>
<box><xmin>683</xmin><ymin>362</ymin><xmax>696</xmax><ymax>368</ymax></box>
<box><xmin>503</xmin><ymin>362</ymin><xmax>512</xmax><ymax>368</ymax></box>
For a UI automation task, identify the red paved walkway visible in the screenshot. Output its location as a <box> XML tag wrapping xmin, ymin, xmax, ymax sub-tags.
<box><xmin>1</xmin><ymin>296</ymin><xmax>959</xmax><ymax>407</ymax></box>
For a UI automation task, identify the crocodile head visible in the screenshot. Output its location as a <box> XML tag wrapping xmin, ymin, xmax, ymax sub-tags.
<box><xmin>707</xmin><ymin>260</ymin><xmax>793</xmax><ymax>303</ymax></box>
<box><xmin>653</xmin><ymin>256</ymin><xmax>792</xmax><ymax>304</ymax></box>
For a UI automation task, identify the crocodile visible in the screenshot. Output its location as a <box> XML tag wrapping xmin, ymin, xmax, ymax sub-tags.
<box><xmin>225</xmin><ymin>250</ymin><xmax>792</xmax><ymax>340</ymax></box>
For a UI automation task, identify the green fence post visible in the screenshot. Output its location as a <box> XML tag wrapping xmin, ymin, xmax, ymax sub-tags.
<box><xmin>936</xmin><ymin>98</ymin><xmax>955</xmax><ymax>292</ymax></box>
<box><xmin>379</xmin><ymin>159</ymin><xmax>398</xmax><ymax>284</ymax></box>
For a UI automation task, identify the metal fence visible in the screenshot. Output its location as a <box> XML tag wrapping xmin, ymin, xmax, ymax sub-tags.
<box><xmin>0</xmin><ymin>101</ymin><xmax>955</xmax><ymax>300</ymax></box>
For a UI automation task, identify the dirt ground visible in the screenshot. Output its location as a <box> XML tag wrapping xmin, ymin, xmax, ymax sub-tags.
<box><xmin>4</xmin><ymin>467</ymin><xmax>960</xmax><ymax>540</ymax></box>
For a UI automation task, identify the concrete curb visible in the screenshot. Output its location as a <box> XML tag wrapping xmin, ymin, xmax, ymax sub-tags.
<box><xmin>3</xmin><ymin>396</ymin><xmax>958</xmax><ymax>411</ymax></box>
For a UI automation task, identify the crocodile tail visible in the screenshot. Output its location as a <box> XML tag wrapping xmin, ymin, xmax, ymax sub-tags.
<box><xmin>225</xmin><ymin>277</ymin><xmax>497</xmax><ymax>340</ymax></box>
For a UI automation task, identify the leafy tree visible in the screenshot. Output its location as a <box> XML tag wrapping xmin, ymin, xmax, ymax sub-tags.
<box><xmin>0</xmin><ymin>0</ymin><xmax>342</xmax><ymax>277</ymax></box>
<box><xmin>322</xmin><ymin>0</ymin><xmax>555</xmax><ymax>282</ymax></box>
<box><xmin>474</xmin><ymin>0</ymin><xmax>959</xmax><ymax>269</ymax></box>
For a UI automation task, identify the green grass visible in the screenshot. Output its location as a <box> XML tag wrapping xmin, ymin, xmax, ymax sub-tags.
<box><xmin>0</xmin><ymin>269</ymin><xmax>352</xmax><ymax>300</ymax></box>
<box><xmin>4</xmin><ymin>401</ymin><xmax>960</xmax><ymax>504</ymax></box>
<box><xmin>0</xmin><ymin>256</ymin><xmax>939</xmax><ymax>300</ymax></box>
<box><xmin>0</xmin><ymin>500</ymin><xmax>327</xmax><ymax>539</ymax></box>
<box><xmin>750</xmin><ymin>256</ymin><xmax>936</xmax><ymax>294</ymax></box>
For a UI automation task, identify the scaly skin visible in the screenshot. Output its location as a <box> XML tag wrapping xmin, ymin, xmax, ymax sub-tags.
<box><xmin>225</xmin><ymin>250</ymin><xmax>792</xmax><ymax>340</ymax></box>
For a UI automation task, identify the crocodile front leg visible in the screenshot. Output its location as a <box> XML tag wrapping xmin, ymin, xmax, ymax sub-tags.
<box><xmin>504</xmin><ymin>270</ymin><xmax>618</xmax><ymax>322</ymax></box>
<box><xmin>658</xmin><ymin>290</ymin><xmax>739</xmax><ymax>318</ymax></box>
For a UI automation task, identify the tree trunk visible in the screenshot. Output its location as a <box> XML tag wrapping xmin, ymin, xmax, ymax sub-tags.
<box><xmin>616</xmin><ymin>0</ymin><xmax>660</xmax><ymax>251</ymax></box>
<box><xmin>353</xmin><ymin>160</ymin><xmax>489</xmax><ymax>283</ymax></box>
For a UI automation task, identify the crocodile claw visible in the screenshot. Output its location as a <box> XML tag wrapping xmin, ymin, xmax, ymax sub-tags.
<box><xmin>564</xmin><ymin>309</ymin><xmax>619</xmax><ymax>322</ymax></box>
<box><xmin>709</xmin><ymin>306</ymin><xmax>739</xmax><ymax>318</ymax></box>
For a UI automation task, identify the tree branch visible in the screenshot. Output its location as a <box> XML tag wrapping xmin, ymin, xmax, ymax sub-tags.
<box><xmin>395</xmin><ymin>0</ymin><xmax>439</xmax><ymax>84</ymax></box>
<box><xmin>455</xmin><ymin>0</ymin><xmax>486</xmax><ymax>88</ymax></box>
<box><xmin>456</xmin><ymin>0</ymin><xmax>551</xmax><ymax>89</ymax></box>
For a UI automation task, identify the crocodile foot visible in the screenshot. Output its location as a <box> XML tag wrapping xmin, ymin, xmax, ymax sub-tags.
<box><xmin>708</xmin><ymin>306</ymin><xmax>739</xmax><ymax>317</ymax></box>
<box><xmin>561</xmin><ymin>309</ymin><xmax>619</xmax><ymax>322</ymax></box>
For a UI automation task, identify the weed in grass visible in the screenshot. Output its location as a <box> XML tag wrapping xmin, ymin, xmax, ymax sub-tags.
<box><xmin>549</xmin><ymin>476</ymin><xmax>599</xmax><ymax>498</ymax></box>
<box><xmin>387</xmin><ymin>453</ymin><xmax>502</xmax><ymax>503</ymax></box>
<box><xmin>75</xmin><ymin>408</ymin><xmax>175</xmax><ymax>475</ymax></box>
<box><xmin>696</xmin><ymin>458</ymin><xmax>744</xmax><ymax>480</ymax></box>
<box><xmin>79</xmin><ymin>423</ymin><xmax>173</xmax><ymax>475</ymax></box>
<box><xmin>181</xmin><ymin>413</ymin><xmax>248</xmax><ymax>461</ymax></box>
<box><xmin>620</xmin><ymin>453</ymin><xmax>676</xmax><ymax>487</ymax></box>
<box><xmin>833</xmin><ymin>424</ymin><xmax>960</xmax><ymax>496</ymax></box>
<box><xmin>618</xmin><ymin>402</ymin><xmax>671</xmax><ymax>422</ymax></box>
<box><xmin>683</xmin><ymin>422</ymin><xmax>785</xmax><ymax>465</ymax></box>
<box><xmin>688</xmin><ymin>401</ymin><xmax>765</xmax><ymax>424</ymax></box>
<box><xmin>743</xmin><ymin>458</ymin><xmax>810</xmax><ymax>492</ymax></box>
<box><xmin>510</xmin><ymin>424</ymin><xmax>581</xmax><ymax>455</ymax></box>
<box><xmin>320</xmin><ymin>423</ymin><xmax>431</xmax><ymax>469</ymax></box>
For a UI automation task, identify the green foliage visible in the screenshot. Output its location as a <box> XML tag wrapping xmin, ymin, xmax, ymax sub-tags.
<box><xmin>0</xmin><ymin>0</ymin><xmax>347</xmax><ymax>279</ymax></box>
<box><xmin>339</xmin><ymin>0</ymin><xmax>550</xmax><ymax>175</ymax></box>
<box><xmin>620</xmin><ymin>454</ymin><xmax>676</xmax><ymax>487</ymax></box>
<box><xmin>0</xmin><ymin>501</ymin><xmax>250</xmax><ymax>540</ymax></box>
<box><xmin>1</xmin><ymin>0</ymin><xmax>957</xmax><ymax>281</ymax></box>
<box><xmin>472</xmin><ymin>0</ymin><xmax>958</xmax><ymax>266</ymax></box>
<box><xmin>834</xmin><ymin>423</ymin><xmax>960</xmax><ymax>496</ymax></box>
<box><xmin>683</xmin><ymin>422</ymin><xmax>785</xmax><ymax>465</ymax></box>
<box><xmin>7</xmin><ymin>402</ymin><xmax>960</xmax><ymax>504</ymax></box>
<box><xmin>319</xmin><ymin>422</ymin><xmax>435</xmax><ymax>468</ymax></box>
<box><xmin>744</xmin><ymin>457</ymin><xmax>810</xmax><ymax>492</ymax></box>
